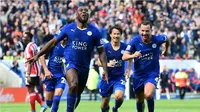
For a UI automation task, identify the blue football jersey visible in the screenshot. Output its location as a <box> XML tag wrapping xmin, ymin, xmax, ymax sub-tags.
<box><xmin>47</xmin><ymin>42</ymin><xmax>66</xmax><ymax>78</ymax></box>
<box><xmin>55</xmin><ymin>22</ymin><xmax>103</xmax><ymax>69</ymax></box>
<box><xmin>105</xmin><ymin>42</ymin><xmax>127</xmax><ymax>79</ymax></box>
<box><xmin>126</xmin><ymin>34</ymin><xmax>167</xmax><ymax>78</ymax></box>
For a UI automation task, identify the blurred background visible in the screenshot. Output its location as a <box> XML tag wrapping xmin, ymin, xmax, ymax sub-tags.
<box><xmin>0</xmin><ymin>0</ymin><xmax>200</xmax><ymax>111</ymax></box>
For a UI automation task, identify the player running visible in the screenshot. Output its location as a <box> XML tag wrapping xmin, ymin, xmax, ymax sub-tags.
<box><xmin>122</xmin><ymin>20</ymin><xmax>169</xmax><ymax>112</ymax></box>
<box><xmin>98</xmin><ymin>26</ymin><xmax>132</xmax><ymax>112</ymax></box>
<box><xmin>26</xmin><ymin>6</ymin><xmax>108</xmax><ymax>112</ymax></box>
<box><xmin>40</xmin><ymin>37</ymin><xmax>67</xmax><ymax>112</ymax></box>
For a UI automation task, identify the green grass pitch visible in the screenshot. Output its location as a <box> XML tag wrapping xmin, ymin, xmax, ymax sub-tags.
<box><xmin>0</xmin><ymin>99</ymin><xmax>199</xmax><ymax>112</ymax></box>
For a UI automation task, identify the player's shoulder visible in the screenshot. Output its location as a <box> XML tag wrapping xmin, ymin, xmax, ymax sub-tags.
<box><xmin>120</xmin><ymin>41</ymin><xmax>127</xmax><ymax>47</ymax></box>
<box><xmin>26</xmin><ymin>42</ymin><xmax>35</xmax><ymax>48</ymax></box>
<box><xmin>155</xmin><ymin>34</ymin><xmax>167</xmax><ymax>38</ymax></box>
<box><xmin>88</xmin><ymin>23</ymin><xmax>100</xmax><ymax>31</ymax></box>
<box><xmin>154</xmin><ymin>34</ymin><xmax>167</xmax><ymax>39</ymax></box>
<box><xmin>153</xmin><ymin>34</ymin><xmax>167</xmax><ymax>41</ymax></box>
<box><xmin>104</xmin><ymin>42</ymin><xmax>110</xmax><ymax>48</ymax></box>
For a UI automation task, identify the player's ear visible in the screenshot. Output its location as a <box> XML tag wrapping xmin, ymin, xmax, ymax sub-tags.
<box><xmin>138</xmin><ymin>27</ymin><xmax>141</xmax><ymax>33</ymax></box>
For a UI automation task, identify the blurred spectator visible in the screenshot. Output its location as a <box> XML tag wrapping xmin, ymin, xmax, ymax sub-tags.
<box><xmin>188</xmin><ymin>68</ymin><xmax>200</xmax><ymax>94</ymax></box>
<box><xmin>90</xmin><ymin>52</ymin><xmax>100</xmax><ymax>74</ymax></box>
<box><xmin>159</xmin><ymin>65</ymin><xmax>171</xmax><ymax>100</ymax></box>
<box><xmin>175</xmin><ymin>68</ymin><xmax>189</xmax><ymax>100</ymax></box>
<box><xmin>11</xmin><ymin>56</ymin><xmax>25</xmax><ymax>86</ymax></box>
<box><xmin>0</xmin><ymin>45</ymin><xmax>2</xmax><ymax>59</ymax></box>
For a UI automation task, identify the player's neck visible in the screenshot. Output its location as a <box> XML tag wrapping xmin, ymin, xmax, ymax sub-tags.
<box><xmin>142</xmin><ymin>36</ymin><xmax>152</xmax><ymax>44</ymax></box>
<box><xmin>76</xmin><ymin>20</ymin><xmax>88</xmax><ymax>30</ymax></box>
<box><xmin>111</xmin><ymin>41</ymin><xmax>120</xmax><ymax>50</ymax></box>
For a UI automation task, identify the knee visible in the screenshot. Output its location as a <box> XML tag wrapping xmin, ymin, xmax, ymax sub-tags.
<box><xmin>69</xmin><ymin>81</ymin><xmax>78</xmax><ymax>92</ymax></box>
<box><xmin>101</xmin><ymin>97</ymin><xmax>110</xmax><ymax>108</ymax></box>
<box><xmin>115</xmin><ymin>95</ymin><xmax>124</xmax><ymax>102</ymax></box>
<box><xmin>136</xmin><ymin>97</ymin><xmax>144</xmax><ymax>103</ymax></box>
<box><xmin>144</xmin><ymin>92</ymin><xmax>153</xmax><ymax>100</ymax></box>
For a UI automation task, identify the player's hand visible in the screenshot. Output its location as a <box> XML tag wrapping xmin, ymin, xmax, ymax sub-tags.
<box><xmin>26</xmin><ymin>55</ymin><xmax>39</xmax><ymax>65</ymax></box>
<box><xmin>162</xmin><ymin>50</ymin><xmax>168</xmax><ymax>56</ymax></box>
<box><xmin>107</xmin><ymin>60</ymin><xmax>117</xmax><ymax>67</ymax></box>
<box><xmin>133</xmin><ymin>51</ymin><xmax>142</xmax><ymax>58</ymax></box>
<box><xmin>45</xmin><ymin>69</ymin><xmax>52</xmax><ymax>79</ymax></box>
<box><xmin>125</xmin><ymin>69</ymin><xmax>131</xmax><ymax>81</ymax></box>
<box><xmin>26</xmin><ymin>76</ymin><xmax>31</xmax><ymax>83</ymax></box>
<box><xmin>102</xmin><ymin>71</ymin><xmax>109</xmax><ymax>84</ymax></box>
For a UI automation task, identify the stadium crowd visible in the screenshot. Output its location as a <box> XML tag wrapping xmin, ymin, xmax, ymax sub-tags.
<box><xmin>1</xmin><ymin>0</ymin><xmax>200</xmax><ymax>60</ymax></box>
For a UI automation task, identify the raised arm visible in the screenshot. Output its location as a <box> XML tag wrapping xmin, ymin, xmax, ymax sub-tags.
<box><xmin>26</xmin><ymin>38</ymin><xmax>58</xmax><ymax>64</ymax></box>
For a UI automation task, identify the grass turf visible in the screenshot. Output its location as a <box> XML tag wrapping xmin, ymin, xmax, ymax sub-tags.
<box><xmin>0</xmin><ymin>99</ymin><xmax>199</xmax><ymax>112</ymax></box>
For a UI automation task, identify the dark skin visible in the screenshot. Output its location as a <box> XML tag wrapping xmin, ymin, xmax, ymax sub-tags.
<box><xmin>26</xmin><ymin>6</ymin><xmax>108</xmax><ymax>109</ymax></box>
<box><xmin>22</xmin><ymin>32</ymin><xmax>35</xmax><ymax>93</ymax></box>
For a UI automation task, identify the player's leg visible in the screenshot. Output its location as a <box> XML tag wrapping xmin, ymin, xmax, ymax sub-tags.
<box><xmin>26</xmin><ymin>77</ymin><xmax>44</xmax><ymax>112</ymax></box>
<box><xmin>31</xmin><ymin>77</ymin><xmax>44</xmax><ymax>107</ymax></box>
<box><xmin>99</xmin><ymin>80</ymin><xmax>113</xmax><ymax>112</ymax></box>
<box><xmin>51</xmin><ymin>77</ymin><xmax>66</xmax><ymax>112</ymax></box>
<box><xmin>45</xmin><ymin>91</ymin><xmax>54</xmax><ymax>108</ymax></box>
<box><xmin>74</xmin><ymin>70</ymin><xmax>90</xmax><ymax>109</ymax></box>
<box><xmin>41</xmin><ymin>78</ymin><xmax>55</xmax><ymax>112</ymax></box>
<box><xmin>135</xmin><ymin>91</ymin><xmax>145</xmax><ymax>112</ymax></box>
<box><xmin>27</xmin><ymin>85</ymin><xmax>37</xmax><ymax>112</ymax></box>
<box><xmin>132</xmin><ymin>77</ymin><xmax>145</xmax><ymax>112</ymax></box>
<box><xmin>101</xmin><ymin>97</ymin><xmax>110</xmax><ymax>112</ymax></box>
<box><xmin>144</xmin><ymin>82</ymin><xmax>156</xmax><ymax>112</ymax></box>
<box><xmin>66</xmin><ymin>68</ymin><xmax>78</xmax><ymax>112</ymax></box>
<box><xmin>112</xmin><ymin>77</ymin><xmax>126</xmax><ymax>112</ymax></box>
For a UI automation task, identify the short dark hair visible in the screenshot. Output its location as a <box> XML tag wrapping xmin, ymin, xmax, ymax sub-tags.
<box><xmin>24</xmin><ymin>31</ymin><xmax>33</xmax><ymax>39</ymax></box>
<box><xmin>109</xmin><ymin>26</ymin><xmax>123</xmax><ymax>34</ymax></box>
<box><xmin>141</xmin><ymin>19</ymin><xmax>152</xmax><ymax>28</ymax></box>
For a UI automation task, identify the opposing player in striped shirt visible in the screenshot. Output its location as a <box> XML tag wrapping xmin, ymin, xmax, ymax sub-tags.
<box><xmin>23</xmin><ymin>31</ymin><xmax>47</xmax><ymax>112</ymax></box>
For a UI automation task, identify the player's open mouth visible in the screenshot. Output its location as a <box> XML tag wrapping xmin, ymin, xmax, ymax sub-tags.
<box><xmin>82</xmin><ymin>14</ymin><xmax>87</xmax><ymax>17</ymax></box>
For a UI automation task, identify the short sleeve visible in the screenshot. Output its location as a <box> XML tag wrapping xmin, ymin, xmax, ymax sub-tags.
<box><xmin>157</xmin><ymin>34</ymin><xmax>167</xmax><ymax>44</ymax></box>
<box><xmin>55</xmin><ymin>25</ymin><xmax>68</xmax><ymax>41</ymax></box>
<box><xmin>125</xmin><ymin>39</ymin><xmax>136</xmax><ymax>53</ymax></box>
<box><xmin>94</xmin><ymin>29</ymin><xmax>104</xmax><ymax>48</ymax></box>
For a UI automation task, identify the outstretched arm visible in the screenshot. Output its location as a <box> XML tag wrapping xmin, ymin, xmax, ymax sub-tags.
<box><xmin>37</xmin><ymin>38</ymin><xmax>58</xmax><ymax>58</ymax></box>
<box><xmin>26</xmin><ymin>38</ymin><xmax>58</xmax><ymax>64</ymax></box>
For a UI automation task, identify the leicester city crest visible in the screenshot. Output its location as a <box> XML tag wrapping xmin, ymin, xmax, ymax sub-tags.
<box><xmin>152</xmin><ymin>43</ymin><xmax>157</xmax><ymax>48</ymax></box>
<box><xmin>87</xmin><ymin>31</ymin><xmax>92</xmax><ymax>36</ymax></box>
